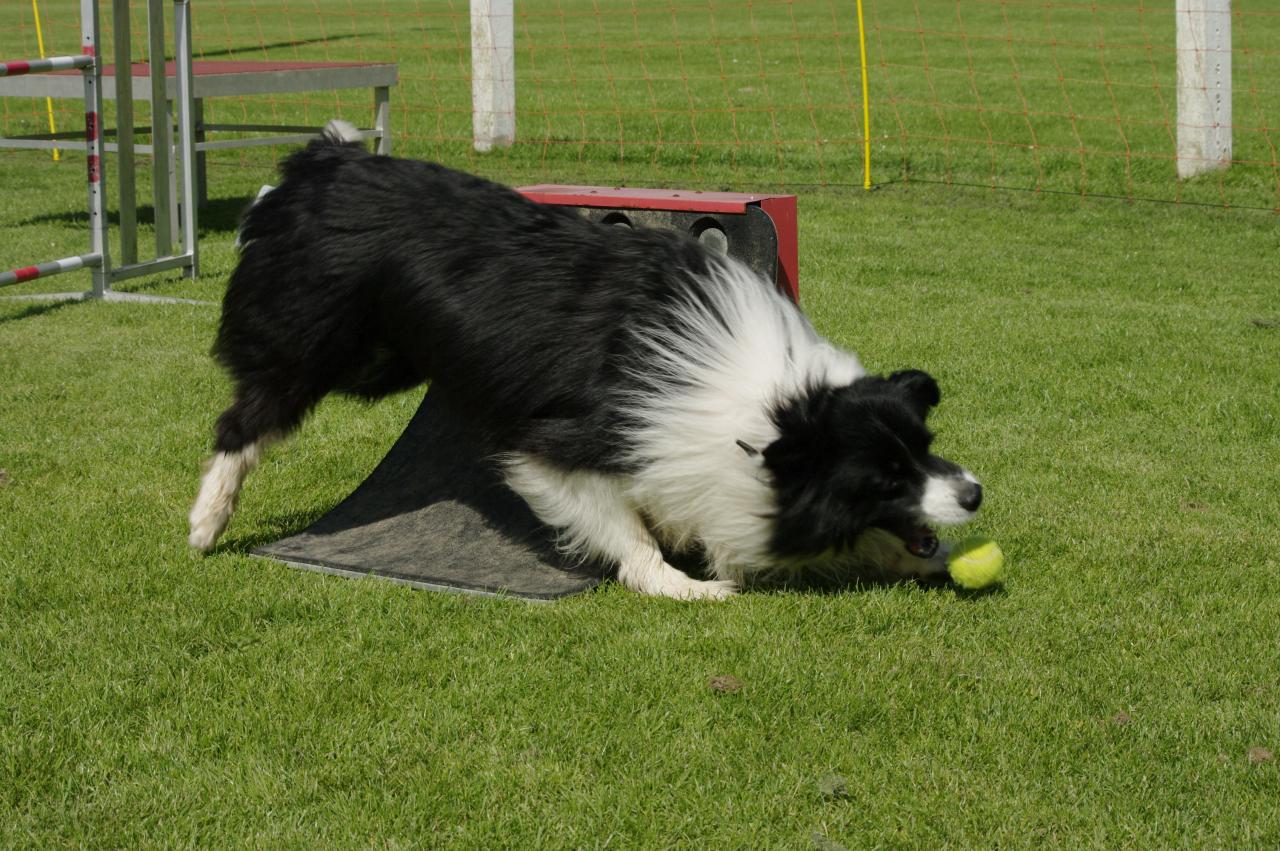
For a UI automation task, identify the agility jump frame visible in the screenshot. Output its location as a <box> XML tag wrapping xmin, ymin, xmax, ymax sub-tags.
<box><xmin>0</xmin><ymin>0</ymin><xmax>198</xmax><ymax>299</ymax></box>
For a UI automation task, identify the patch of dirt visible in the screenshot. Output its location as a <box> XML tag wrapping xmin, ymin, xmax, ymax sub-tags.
<box><xmin>1248</xmin><ymin>746</ymin><xmax>1274</xmax><ymax>765</ymax></box>
<box><xmin>707</xmin><ymin>674</ymin><xmax>743</xmax><ymax>694</ymax></box>
<box><xmin>816</xmin><ymin>774</ymin><xmax>849</xmax><ymax>801</ymax></box>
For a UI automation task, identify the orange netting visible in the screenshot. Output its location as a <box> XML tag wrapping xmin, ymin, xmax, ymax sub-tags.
<box><xmin>3</xmin><ymin>1</ymin><xmax>1277</xmax><ymax>209</ymax></box>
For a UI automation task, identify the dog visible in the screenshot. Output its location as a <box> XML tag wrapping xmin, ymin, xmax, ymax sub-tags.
<box><xmin>188</xmin><ymin>120</ymin><xmax>983</xmax><ymax>599</ymax></box>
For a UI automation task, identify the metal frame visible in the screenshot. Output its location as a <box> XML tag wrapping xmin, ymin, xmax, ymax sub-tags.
<box><xmin>1</xmin><ymin>0</ymin><xmax>398</xmax><ymax>296</ymax></box>
<box><xmin>0</xmin><ymin>0</ymin><xmax>109</xmax><ymax>295</ymax></box>
<box><xmin>0</xmin><ymin>56</ymin><xmax>398</xmax><ymax>217</ymax></box>
<box><xmin>1</xmin><ymin>0</ymin><xmax>197</xmax><ymax>300</ymax></box>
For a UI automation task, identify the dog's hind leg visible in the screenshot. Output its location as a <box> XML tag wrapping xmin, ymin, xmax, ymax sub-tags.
<box><xmin>188</xmin><ymin>382</ymin><xmax>319</xmax><ymax>551</ymax></box>
<box><xmin>188</xmin><ymin>433</ymin><xmax>274</xmax><ymax>551</ymax></box>
<box><xmin>503</xmin><ymin>454</ymin><xmax>737</xmax><ymax>601</ymax></box>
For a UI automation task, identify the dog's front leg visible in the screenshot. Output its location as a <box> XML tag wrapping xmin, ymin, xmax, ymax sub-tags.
<box><xmin>503</xmin><ymin>455</ymin><xmax>736</xmax><ymax>601</ymax></box>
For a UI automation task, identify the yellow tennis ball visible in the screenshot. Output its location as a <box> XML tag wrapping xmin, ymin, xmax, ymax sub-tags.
<box><xmin>947</xmin><ymin>537</ymin><xmax>1005</xmax><ymax>590</ymax></box>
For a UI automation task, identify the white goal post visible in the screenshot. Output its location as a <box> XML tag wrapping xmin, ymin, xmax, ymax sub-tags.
<box><xmin>471</xmin><ymin>0</ymin><xmax>515</xmax><ymax>152</ymax></box>
<box><xmin>1176</xmin><ymin>0</ymin><xmax>1232</xmax><ymax>178</ymax></box>
<box><xmin>467</xmin><ymin>1</ymin><xmax>1233</xmax><ymax>180</ymax></box>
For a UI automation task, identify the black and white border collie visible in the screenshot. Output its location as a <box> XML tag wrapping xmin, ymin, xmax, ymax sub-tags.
<box><xmin>189</xmin><ymin>120</ymin><xmax>983</xmax><ymax>599</ymax></box>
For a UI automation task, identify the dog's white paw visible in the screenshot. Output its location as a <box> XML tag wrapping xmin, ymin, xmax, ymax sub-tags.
<box><xmin>692</xmin><ymin>579</ymin><xmax>740</xmax><ymax>601</ymax></box>
<box><xmin>650</xmin><ymin>572</ymin><xmax>738</xmax><ymax>601</ymax></box>
<box><xmin>187</xmin><ymin>510</ymin><xmax>227</xmax><ymax>551</ymax></box>
<box><xmin>188</xmin><ymin>445</ymin><xmax>270</xmax><ymax>553</ymax></box>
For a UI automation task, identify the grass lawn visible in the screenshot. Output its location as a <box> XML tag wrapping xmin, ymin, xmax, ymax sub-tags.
<box><xmin>3</xmin><ymin>0</ymin><xmax>1279</xmax><ymax>207</ymax></box>
<box><xmin>3</xmin><ymin>1</ymin><xmax>1280</xmax><ymax>847</ymax></box>
<box><xmin>3</xmin><ymin>168</ymin><xmax>1279</xmax><ymax>846</ymax></box>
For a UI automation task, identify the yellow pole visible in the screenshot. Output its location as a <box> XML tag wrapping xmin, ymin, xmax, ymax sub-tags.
<box><xmin>855</xmin><ymin>0</ymin><xmax>875</xmax><ymax>189</ymax></box>
<box><xmin>31</xmin><ymin>0</ymin><xmax>61</xmax><ymax>161</ymax></box>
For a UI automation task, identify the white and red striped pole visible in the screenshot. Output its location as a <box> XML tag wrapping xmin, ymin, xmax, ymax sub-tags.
<box><xmin>0</xmin><ymin>254</ymin><xmax>103</xmax><ymax>288</ymax></box>
<box><xmin>0</xmin><ymin>0</ymin><xmax>110</xmax><ymax>295</ymax></box>
<box><xmin>81</xmin><ymin>0</ymin><xmax>110</xmax><ymax>297</ymax></box>
<box><xmin>0</xmin><ymin>54</ymin><xmax>92</xmax><ymax>76</ymax></box>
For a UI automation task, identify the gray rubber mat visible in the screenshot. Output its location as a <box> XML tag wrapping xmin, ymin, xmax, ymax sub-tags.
<box><xmin>255</xmin><ymin>388</ymin><xmax>602</xmax><ymax>600</ymax></box>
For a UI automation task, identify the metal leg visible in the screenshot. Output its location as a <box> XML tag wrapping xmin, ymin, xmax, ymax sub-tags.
<box><xmin>194</xmin><ymin>97</ymin><xmax>208</xmax><ymax>207</ymax></box>
<box><xmin>146</xmin><ymin>0</ymin><xmax>173</xmax><ymax>256</ymax></box>
<box><xmin>166</xmin><ymin>101</ymin><xmax>180</xmax><ymax>246</ymax></box>
<box><xmin>374</xmin><ymin>85</ymin><xmax>391</xmax><ymax>155</ymax></box>
<box><xmin>81</xmin><ymin>0</ymin><xmax>110</xmax><ymax>297</ymax></box>
<box><xmin>111</xmin><ymin>0</ymin><xmax>137</xmax><ymax>265</ymax></box>
<box><xmin>173</xmin><ymin>0</ymin><xmax>198</xmax><ymax>277</ymax></box>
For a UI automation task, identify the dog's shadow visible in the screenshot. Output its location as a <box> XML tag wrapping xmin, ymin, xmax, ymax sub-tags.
<box><xmin>214</xmin><ymin>511</ymin><xmax>329</xmax><ymax>556</ymax></box>
<box><xmin>209</xmin><ymin>497</ymin><xmax>1003</xmax><ymax>599</ymax></box>
<box><xmin>746</xmin><ymin>568</ymin><xmax>1006</xmax><ymax>597</ymax></box>
<box><xmin>202</xmin><ymin>386</ymin><xmax>1005</xmax><ymax>599</ymax></box>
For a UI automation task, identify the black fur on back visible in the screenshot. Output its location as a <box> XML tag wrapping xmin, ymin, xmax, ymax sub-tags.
<box><xmin>214</xmin><ymin>134</ymin><xmax>717</xmax><ymax>470</ymax></box>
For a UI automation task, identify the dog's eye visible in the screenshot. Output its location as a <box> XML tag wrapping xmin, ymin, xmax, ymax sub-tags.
<box><xmin>880</xmin><ymin>461</ymin><xmax>909</xmax><ymax>493</ymax></box>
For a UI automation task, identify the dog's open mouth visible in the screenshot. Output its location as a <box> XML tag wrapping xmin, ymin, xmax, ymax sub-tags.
<box><xmin>891</xmin><ymin>522</ymin><xmax>939</xmax><ymax>559</ymax></box>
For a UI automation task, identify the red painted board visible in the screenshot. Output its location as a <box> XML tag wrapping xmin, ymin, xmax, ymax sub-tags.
<box><xmin>45</xmin><ymin>60</ymin><xmax>392</xmax><ymax>78</ymax></box>
<box><xmin>758</xmin><ymin>196</ymin><xmax>799</xmax><ymax>302</ymax></box>
<box><xmin>519</xmin><ymin>184</ymin><xmax>792</xmax><ymax>215</ymax></box>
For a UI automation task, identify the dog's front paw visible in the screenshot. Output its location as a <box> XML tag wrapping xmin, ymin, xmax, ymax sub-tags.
<box><xmin>679</xmin><ymin>578</ymin><xmax>738</xmax><ymax>601</ymax></box>
<box><xmin>638</xmin><ymin>569</ymin><xmax>738</xmax><ymax>601</ymax></box>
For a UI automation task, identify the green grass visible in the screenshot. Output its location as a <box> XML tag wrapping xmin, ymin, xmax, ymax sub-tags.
<box><xmin>3</xmin><ymin>1</ymin><xmax>1279</xmax><ymax>206</ymax></box>
<box><xmin>3</xmin><ymin>0</ymin><xmax>1280</xmax><ymax>846</ymax></box>
<box><xmin>3</xmin><ymin>175</ymin><xmax>1279</xmax><ymax>846</ymax></box>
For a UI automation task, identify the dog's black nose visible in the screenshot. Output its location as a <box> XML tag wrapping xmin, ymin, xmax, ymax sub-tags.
<box><xmin>958</xmin><ymin>482</ymin><xmax>983</xmax><ymax>512</ymax></box>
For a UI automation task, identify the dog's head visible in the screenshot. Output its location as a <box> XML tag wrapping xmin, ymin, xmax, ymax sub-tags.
<box><xmin>759</xmin><ymin>369</ymin><xmax>981</xmax><ymax>561</ymax></box>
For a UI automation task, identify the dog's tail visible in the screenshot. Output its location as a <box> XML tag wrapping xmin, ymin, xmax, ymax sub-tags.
<box><xmin>236</xmin><ymin>118</ymin><xmax>370</xmax><ymax>249</ymax></box>
<box><xmin>276</xmin><ymin>117</ymin><xmax>370</xmax><ymax>180</ymax></box>
<box><xmin>319</xmin><ymin>118</ymin><xmax>363</xmax><ymax>146</ymax></box>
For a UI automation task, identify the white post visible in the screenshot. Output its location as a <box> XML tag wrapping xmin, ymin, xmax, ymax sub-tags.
<box><xmin>471</xmin><ymin>0</ymin><xmax>515</xmax><ymax>152</ymax></box>
<box><xmin>1176</xmin><ymin>0</ymin><xmax>1232</xmax><ymax>178</ymax></box>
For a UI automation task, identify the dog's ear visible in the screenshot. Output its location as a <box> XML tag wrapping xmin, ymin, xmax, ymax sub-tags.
<box><xmin>888</xmin><ymin>369</ymin><xmax>941</xmax><ymax>416</ymax></box>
